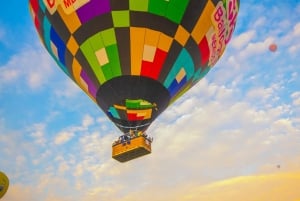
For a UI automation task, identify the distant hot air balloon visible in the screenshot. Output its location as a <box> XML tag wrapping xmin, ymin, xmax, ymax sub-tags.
<box><xmin>0</xmin><ymin>171</ymin><xmax>9</xmax><ymax>199</ymax></box>
<box><xmin>269</xmin><ymin>43</ymin><xmax>277</xmax><ymax>52</ymax></box>
<box><xmin>29</xmin><ymin>0</ymin><xmax>240</xmax><ymax>162</ymax></box>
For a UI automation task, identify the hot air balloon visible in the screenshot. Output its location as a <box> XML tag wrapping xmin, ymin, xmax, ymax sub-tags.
<box><xmin>0</xmin><ymin>171</ymin><xmax>9</xmax><ymax>199</ymax></box>
<box><xmin>269</xmin><ymin>43</ymin><xmax>277</xmax><ymax>52</ymax></box>
<box><xmin>29</xmin><ymin>0</ymin><xmax>239</xmax><ymax>162</ymax></box>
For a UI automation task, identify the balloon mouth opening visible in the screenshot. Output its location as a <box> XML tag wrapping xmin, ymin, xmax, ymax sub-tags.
<box><xmin>96</xmin><ymin>76</ymin><xmax>171</xmax><ymax>133</ymax></box>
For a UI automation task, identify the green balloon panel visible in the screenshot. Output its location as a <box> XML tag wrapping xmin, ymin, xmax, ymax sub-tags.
<box><xmin>29</xmin><ymin>0</ymin><xmax>239</xmax><ymax>133</ymax></box>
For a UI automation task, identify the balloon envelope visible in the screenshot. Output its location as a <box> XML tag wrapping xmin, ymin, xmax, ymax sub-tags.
<box><xmin>29</xmin><ymin>0</ymin><xmax>239</xmax><ymax>134</ymax></box>
<box><xmin>269</xmin><ymin>43</ymin><xmax>277</xmax><ymax>52</ymax></box>
<box><xmin>0</xmin><ymin>171</ymin><xmax>9</xmax><ymax>199</ymax></box>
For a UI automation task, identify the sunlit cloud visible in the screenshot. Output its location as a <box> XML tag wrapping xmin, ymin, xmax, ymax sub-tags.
<box><xmin>184</xmin><ymin>172</ymin><xmax>300</xmax><ymax>201</ymax></box>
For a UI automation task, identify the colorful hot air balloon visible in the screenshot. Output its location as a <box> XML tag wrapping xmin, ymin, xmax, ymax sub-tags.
<box><xmin>29</xmin><ymin>0</ymin><xmax>239</xmax><ymax>162</ymax></box>
<box><xmin>0</xmin><ymin>171</ymin><xmax>9</xmax><ymax>199</ymax></box>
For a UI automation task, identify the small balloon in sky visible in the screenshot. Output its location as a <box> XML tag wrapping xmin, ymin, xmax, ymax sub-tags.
<box><xmin>0</xmin><ymin>171</ymin><xmax>9</xmax><ymax>199</ymax></box>
<box><xmin>269</xmin><ymin>43</ymin><xmax>278</xmax><ymax>52</ymax></box>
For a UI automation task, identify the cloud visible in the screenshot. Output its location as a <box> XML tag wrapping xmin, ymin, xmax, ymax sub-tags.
<box><xmin>246</xmin><ymin>86</ymin><xmax>274</xmax><ymax>102</ymax></box>
<box><xmin>57</xmin><ymin>160</ymin><xmax>71</xmax><ymax>174</ymax></box>
<box><xmin>291</xmin><ymin>92</ymin><xmax>300</xmax><ymax>106</ymax></box>
<box><xmin>2</xmin><ymin>183</ymin><xmax>35</xmax><ymax>201</ymax></box>
<box><xmin>54</xmin><ymin>130</ymin><xmax>75</xmax><ymax>145</ymax></box>
<box><xmin>0</xmin><ymin>67</ymin><xmax>19</xmax><ymax>82</ymax></box>
<box><xmin>54</xmin><ymin>79</ymin><xmax>81</xmax><ymax>98</ymax></box>
<box><xmin>183</xmin><ymin>172</ymin><xmax>300</xmax><ymax>201</ymax></box>
<box><xmin>287</xmin><ymin>22</ymin><xmax>300</xmax><ymax>54</ymax></box>
<box><xmin>53</xmin><ymin>115</ymin><xmax>96</xmax><ymax>145</ymax></box>
<box><xmin>292</xmin><ymin>22</ymin><xmax>300</xmax><ymax>37</ymax></box>
<box><xmin>231</xmin><ymin>30</ymin><xmax>256</xmax><ymax>49</ymax></box>
<box><xmin>253</xmin><ymin>16</ymin><xmax>267</xmax><ymax>28</ymax></box>
<box><xmin>80</xmin><ymin>171</ymin><xmax>300</xmax><ymax>201</ymax></box>
<box><xmin>0</xmin><ymin>44</ymin><xmax>54</xmax><ymax>91</ymax></box>
<box><xmin>272</xmin><ymin>119</ymin><xmax>297</xmax><ymax>134</ymax></box>
<box><xmin>82</xmin><ymin>114</ymin><xmax>94</xmax><ymax>128</ymax></box>
<box><xmin>239</xmin><ymin>37</ymin><xmax>276</xmax><ymax>59</ymax></box>
<box><xmin>29</xmin><ymin>123</ymin><xmax>47</xmax><ymax>146</ymax></box>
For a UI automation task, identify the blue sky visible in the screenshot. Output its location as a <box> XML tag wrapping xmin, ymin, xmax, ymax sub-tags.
<box><xmin>1</xmin><ymin>1</ymin><xmax>300</xmax><ymax>201</ymax></box>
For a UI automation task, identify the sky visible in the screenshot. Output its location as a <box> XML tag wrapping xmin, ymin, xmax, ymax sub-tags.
<box><xmin>0</xmin><ymin>0</ymin><xmax>300</xmax><ymax>201</ymax></box>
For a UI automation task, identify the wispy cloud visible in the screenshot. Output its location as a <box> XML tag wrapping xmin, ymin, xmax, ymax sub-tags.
<box><xmin>0</xmin><ymin>46</ymin><xmax>54</xmax><ymax>91</ymax></box>
<box><xmin>29</xmin><ymin>123</ymin><xmax>47</xmax><ymax>146</ymax></box>
<box><xmin>54</xmin><ymin>115</ymin><xmax>95</xmax><ymax>145</ymax></box>
<box><xmin>54</xmin><ymin>130</ymin><xmax>75</xmax><ymax>145</ymax></box>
